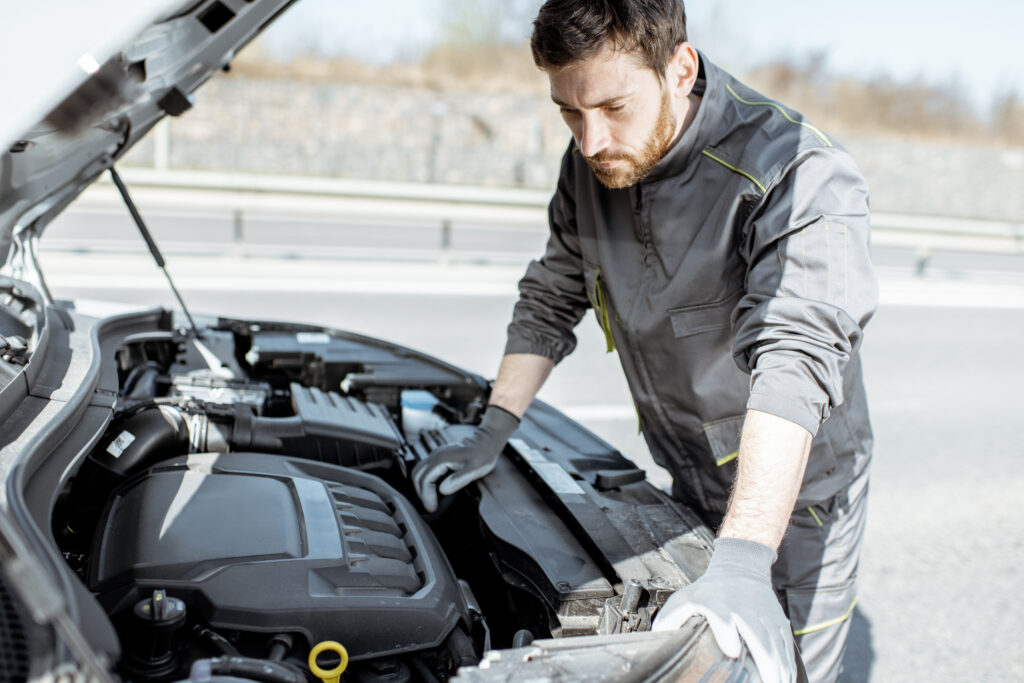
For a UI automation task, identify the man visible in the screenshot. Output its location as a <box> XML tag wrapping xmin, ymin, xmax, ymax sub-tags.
<box><xmin>413</xmin><ymin>1</ymin><xmax>876</xmax><ymax>681</ymax></box>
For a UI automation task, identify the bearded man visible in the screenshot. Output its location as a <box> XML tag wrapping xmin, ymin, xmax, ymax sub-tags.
<box><xmin>414</xmin><ymin>2</ymin><xmax>877</xmax><ymax>681</ymax></box>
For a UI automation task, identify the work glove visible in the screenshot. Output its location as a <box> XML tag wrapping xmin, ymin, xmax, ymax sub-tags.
<box><xmin>411</xmin><ymin>405</ymin><xmax>519</xmax><ymax>513</ymax></box>
<box><xmin>652</xmin><ymin>537</ymin><xmax>796</xmax><ymax>683</ymax></box>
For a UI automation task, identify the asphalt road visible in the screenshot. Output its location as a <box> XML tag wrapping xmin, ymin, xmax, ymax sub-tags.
<box><xmin>37</xmin><ymin>243</ymin><xmax>1024</xmax><ymax>682</ymax></box>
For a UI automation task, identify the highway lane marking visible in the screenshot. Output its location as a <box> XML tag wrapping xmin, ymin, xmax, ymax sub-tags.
<box><xmin>561</xmin><ymin>405</ymin><xmax>638</xmax><ymax>420</ymax></box>
<box><xmin>40</xmin><ymin>253</ymin><xmax>1024</xmax><ymax>307</ymax></box>
<box><xmin>877</xmin><ymin>278</ymin><xmax>1024</xmax><ymax>309</ymax></box>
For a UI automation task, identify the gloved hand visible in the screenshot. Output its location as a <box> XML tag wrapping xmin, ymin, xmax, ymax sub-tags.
<box><xmin>652</xmin><ymin>537</ymin><xmax>796</xmax><ymax>683</ymax></box>
<box><xmin>411</xmin><ymin>405</ymin><xmax>519</xmax><ymax>513</ymax></box>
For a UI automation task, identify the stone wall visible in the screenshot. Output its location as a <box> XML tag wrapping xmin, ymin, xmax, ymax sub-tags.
<box><xmin>124</xmin><ymin>76</ymin><xmax>1024</xmax><ymax>223</ymax></box>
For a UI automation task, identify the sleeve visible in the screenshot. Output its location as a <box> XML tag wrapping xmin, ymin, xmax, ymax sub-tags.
<box><xmin>732</xmin><ymin>146</ymin><xmax>878</xmax><ymax>435</ymax></box>
<box><xmin>504</xmin><ymin>146</ymin><xmax>592</xmax><ymax>364</ymax></box>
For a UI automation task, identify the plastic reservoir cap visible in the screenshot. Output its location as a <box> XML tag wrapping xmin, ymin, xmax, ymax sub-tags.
<box><xmin>401</xmin><ymin>390</ymin><xmax>438</xmax><ymax>410</ymax></box>
<box><xmin>308</xmin><ymin>641</ymin><xmax>348</xmax><ymax>683</ymax></box>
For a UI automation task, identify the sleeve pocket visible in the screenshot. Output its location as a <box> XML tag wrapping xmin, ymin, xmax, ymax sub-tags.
<box><xmin>777</xmin><ymin>216</ymin><xmax>850</xmax><ymax>307</ymax></box>
<box><xmin>668</xmin><ymin>288</ymin><xmax>743</xmax><ymax>338</ymax></box>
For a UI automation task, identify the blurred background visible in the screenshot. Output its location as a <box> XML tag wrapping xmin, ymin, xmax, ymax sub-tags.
<box><xmin>41</xmin><ymin>1</ymin><xmax>1023</xmax><ymax>681</ymax></box>
<box><xmin>92</xmin><ymin>0</ymin><xmax>1024</xmax><ymax>218</ymax></box>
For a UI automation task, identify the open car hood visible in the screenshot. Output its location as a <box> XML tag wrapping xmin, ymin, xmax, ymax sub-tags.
<box><xmin>0</xmin><ymin>0</ymin><xmax>296</xmax><ymax>270</ymax></box>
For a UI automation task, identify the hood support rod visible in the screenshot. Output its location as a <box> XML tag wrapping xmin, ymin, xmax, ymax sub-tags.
<box><xmin>109</xmin><ymin>166</ymin><xmax>200</xmax><ymax>338</ymax></box>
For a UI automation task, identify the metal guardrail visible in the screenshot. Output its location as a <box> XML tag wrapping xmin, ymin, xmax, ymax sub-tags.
<box><xmin>59</xmin><ymin>167</ymin><xmax>1024</xmax><ymax>260</ymax></box>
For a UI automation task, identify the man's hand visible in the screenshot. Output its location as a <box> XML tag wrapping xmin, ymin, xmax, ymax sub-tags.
<box><xmin>411</xmin><ymin>406</ymin><xmax>519</xmax><ymax>512</ymax></box>
<box><xmin>652</xmin><ymin>537</ymin><xmax>796</xmax><ymax>683</ymax></box>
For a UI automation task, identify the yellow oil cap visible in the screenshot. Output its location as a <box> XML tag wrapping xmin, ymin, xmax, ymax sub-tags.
<box><xmin>308</xmin><ymin>641</ymin><xmax>348</xmax><ymax>683</ymax></box>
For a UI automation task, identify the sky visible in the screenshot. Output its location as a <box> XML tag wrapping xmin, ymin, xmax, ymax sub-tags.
<box><xmin>260</xmin><ymin>0</ymin><xmax>1023</xmax><ymax>112</ymax></box>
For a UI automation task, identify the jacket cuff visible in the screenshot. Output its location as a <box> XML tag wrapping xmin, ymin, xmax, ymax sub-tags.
<box><xmin>746</xmin><ymin>391</ymin><xmax>822</xmax><ymax>436</ymax></box>
<box><xmin>745</xmin><ymin>349</ymin><xmax>834</xmax><ymax>435</ymax></box>
<box><xmin>504</xmin><ymin>335</ymin><xmax>572</xmax><ymax>365</ymax></box>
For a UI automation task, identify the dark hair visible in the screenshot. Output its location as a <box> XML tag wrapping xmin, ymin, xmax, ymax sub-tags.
<box><xmin>530</xmin><ymin>0</ymin><xmax>687</xmax><ymax>74</ymax></box>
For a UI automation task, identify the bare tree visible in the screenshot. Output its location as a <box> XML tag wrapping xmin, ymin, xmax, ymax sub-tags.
<box><xmin>992</xmin><ymin>91</ymin><xmax>1024</xmax><ymax>145</ymax></box>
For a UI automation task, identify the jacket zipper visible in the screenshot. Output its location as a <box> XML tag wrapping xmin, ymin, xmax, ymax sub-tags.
<box><xmin>630</xmin><ymin>183</ymin><xmax>711</xmax><ymax>507</ymax></box>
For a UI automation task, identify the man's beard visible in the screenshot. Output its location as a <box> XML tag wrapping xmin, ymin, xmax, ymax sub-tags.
<box><xmin>585</xmin><ymin>91</ymin><xmax>677</xmax><ymax>189</ymax></box>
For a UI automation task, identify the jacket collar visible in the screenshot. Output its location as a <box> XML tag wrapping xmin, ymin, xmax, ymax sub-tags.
<box><xmin>639</xmin><ymin>50</ymin><xmax>726</xmax><ymax>185</ymax></box>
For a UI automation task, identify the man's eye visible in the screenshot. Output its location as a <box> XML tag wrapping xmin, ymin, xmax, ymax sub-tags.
<box><xmin>559</xmin><ymin>107</ymin><xmax>579</xmax><ymax>116</ymax></box>
<box><xmin>606</xmin><ymin>104</ymin><xmax>625</xmax><ymax>113</ymax></box>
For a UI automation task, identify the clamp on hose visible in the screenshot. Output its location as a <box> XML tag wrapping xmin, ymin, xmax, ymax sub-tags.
<box><xmin>308</xmin><ymin>641</ymin><xmax>348</xmax><ymax>683</ymax></box>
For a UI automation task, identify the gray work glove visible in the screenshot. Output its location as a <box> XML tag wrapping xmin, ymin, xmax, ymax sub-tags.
<box><xmin>411</xmin><ymin>405</ymin><xmax>519</xmax><ymax>513</ymax></box>
<box><xmin>652</xmin><ymin>537</ymin><xmax>796</xmax><ymax>683</ymax></box>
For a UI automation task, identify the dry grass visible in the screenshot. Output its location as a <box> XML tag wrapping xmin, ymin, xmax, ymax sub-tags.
<box><xmin>230</xmin><ymin>41</ymin><xmax>549</xmax><ymax>94</ymax></box>
<box><xmin>744</xmin><ymin>60</ymin><xmax>1023</xmax><ymax>146</ymax></box>
<box><xmin>229</xmin><ymin>42</ymin><xmax>1024</xmax><ymax>145</ymax></box>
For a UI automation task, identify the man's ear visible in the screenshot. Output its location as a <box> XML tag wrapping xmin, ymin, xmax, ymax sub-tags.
<box><xmin>667</xmin><ymin>42</ymin><xmax>700</xmax><ymax>98</ymax></box>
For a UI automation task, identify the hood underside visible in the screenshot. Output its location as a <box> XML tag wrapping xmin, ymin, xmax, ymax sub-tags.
<box><xmin>0</xmin><ymin>0</ymin><xmax>295</xmax><ymax>270</ymax></box>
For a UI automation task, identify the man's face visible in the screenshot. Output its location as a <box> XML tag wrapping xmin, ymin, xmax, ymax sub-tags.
<box><xmin>549</xmin><ymin>41</ymin><xmax>683</xmax><ymax>189</ymax></box>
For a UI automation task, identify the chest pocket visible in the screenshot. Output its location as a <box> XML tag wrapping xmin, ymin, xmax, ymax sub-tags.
<box><xmin>667</xmin><ymin>288</ymin><xmax>743</xmax><ymax>338</ymax></box>
<box><xmin>583</xmin><ymin>263</ymin><xmax>616</xmax><ymax>353</ymax></box>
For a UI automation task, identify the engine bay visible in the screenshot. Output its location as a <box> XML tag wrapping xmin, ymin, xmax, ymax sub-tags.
<box><xmin>50</xmin><ymin>317</ymin><xmax>714</xmax><ymax>682</ymax></box>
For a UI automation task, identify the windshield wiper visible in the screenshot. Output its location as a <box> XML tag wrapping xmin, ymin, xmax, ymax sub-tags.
<box><xmin>108</xmin><ymin>166</ymin><xmax>200</xmax><ymax>338</ymax></box>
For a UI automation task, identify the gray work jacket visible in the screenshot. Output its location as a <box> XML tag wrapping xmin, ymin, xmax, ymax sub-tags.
<box><xmin>505</xmin><ymin>55</ymin><xmax>878</xmax><ymax>516</ymax></box>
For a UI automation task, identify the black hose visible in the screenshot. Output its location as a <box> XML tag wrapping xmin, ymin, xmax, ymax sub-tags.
<box><xmin>89</xmin><ymin>406</ymin><xmax>191</xmax><ymax>478</ymax></box>
<box><xmin>197</xmin><ymin>656</ymin><xmax>306</xmax><ymax>683</ymax></box>
<box><xmin>192</xmin><ymin>625</ymin><xmax>240</xmax><ymax>656</ymax></box>
<box><xmin>511</xmin><ymin>629</ymin><xmax>534</xmax><ymax>648</ymax></box>
<box><xmin>246</xmin><ymin>415</ymin><xmax>304</xmax><ymax>450</ymax></box>
<box><xmin>266</xmin><ymin>634</ymin><xmax>293</xmax><ymax>662</ymax></box>
<box><xmin>121</xmin><ymin>361</ymin><xmax>163</xmax><ymax>398</ymax></box>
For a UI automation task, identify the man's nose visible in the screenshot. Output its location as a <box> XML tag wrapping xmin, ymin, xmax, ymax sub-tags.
<box><xmin>578</xmin><ymin>113</ymin><xmax>610</xmax><ymax>158</ymax></box>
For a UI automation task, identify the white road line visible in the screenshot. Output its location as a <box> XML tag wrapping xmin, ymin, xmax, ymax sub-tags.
<box><xmin>878</xmin><ymin>278</ymin><xmax>1024</xmax><ymax>309</ymax></box>
<box><xmin>560</xmin><ymin>405</ymin><xmax>638</xmax><ymax>420</ymax></box>
<box><xmin>39</xmin><ymin>254</ymin><xmax>1024</xmax><ymax>308</ymax></box>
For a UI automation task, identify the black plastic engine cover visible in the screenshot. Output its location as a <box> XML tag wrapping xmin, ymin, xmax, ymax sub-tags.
<box><xmin>87</xmin><ymin>452</ymin><xmax>470</xmax><ymax>660</ymax></box>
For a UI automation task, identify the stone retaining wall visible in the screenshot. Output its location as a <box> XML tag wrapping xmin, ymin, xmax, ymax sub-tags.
<box><xmin>123</xmin><ymin>76</ymin><xmax>1024</xmax><ymax>222</ymax></box>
